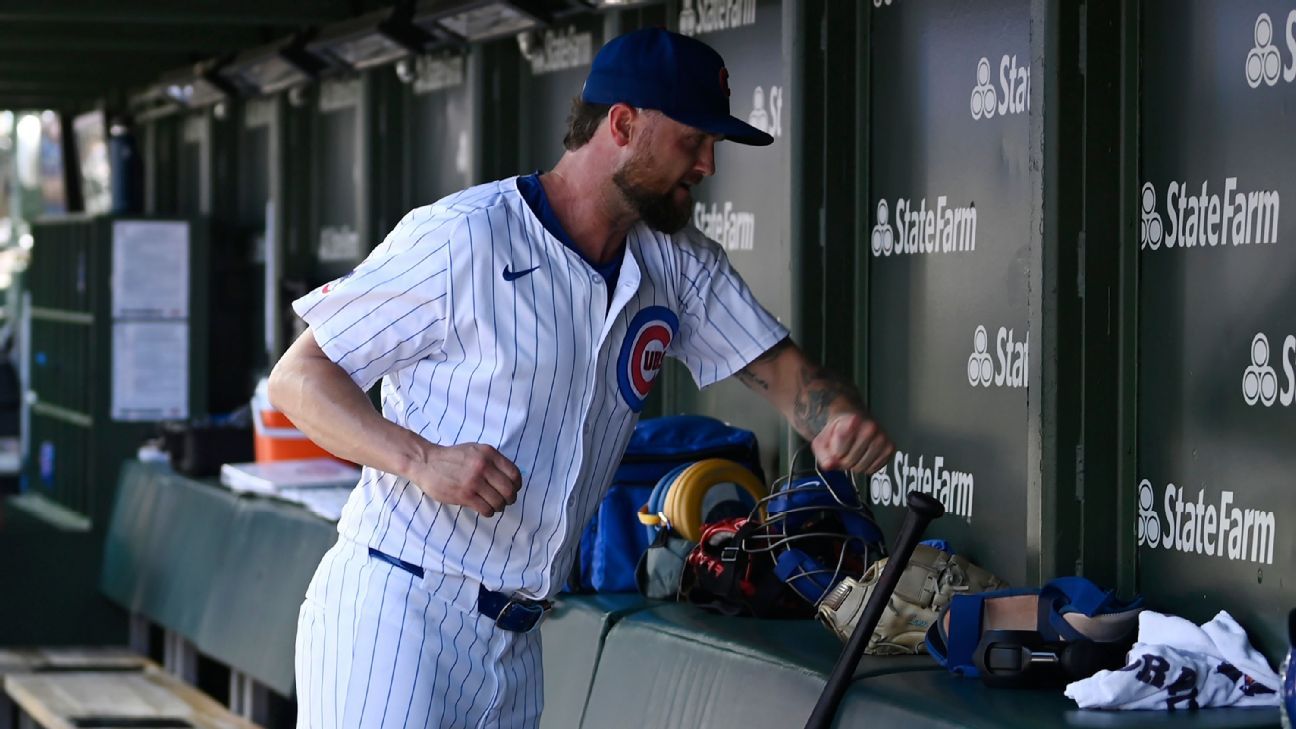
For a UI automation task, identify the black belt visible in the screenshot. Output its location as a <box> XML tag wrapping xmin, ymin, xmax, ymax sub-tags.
<box><xmin>368</xmin><ymin>547</ymin><xmax>551</xmax><ymax>633</ymax></box>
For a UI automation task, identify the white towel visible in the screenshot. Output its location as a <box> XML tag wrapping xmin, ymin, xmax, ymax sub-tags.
<box><xmin>1065</xmin><ymin>610</ymin><xmax>1280</xmax><ymax>710</ymax></box>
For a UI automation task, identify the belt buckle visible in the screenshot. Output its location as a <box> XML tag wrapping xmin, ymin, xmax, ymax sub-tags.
<box><xmin>496</xmin><ymin>598</ymin><xmax>549</xmax><ymax>633</ymax></box>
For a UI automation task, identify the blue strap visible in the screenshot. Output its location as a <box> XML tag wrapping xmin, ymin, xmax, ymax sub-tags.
<box><xmin>945</xmin><ymin>594</ymin><xmax>987</xmax><ymax>677</ymax></box>
<box><xmin>931</xmin><ymin>577</ymin><xmax>1143</xmax><ymax>678</ymax></box>
<box><xmin>1048</xmin><ymin>576</ymin><xmax>1109</xmax><ymax>614</ymax></box>
<box><xmin>927</xmin><ymin>587</ymin><xmax>1042</xmax><ymax>676</ymax></box>
<box><xmin>1038</xmin><ymin>577</ymin><xmax>1145</xmax><ymax>642</ymax></box>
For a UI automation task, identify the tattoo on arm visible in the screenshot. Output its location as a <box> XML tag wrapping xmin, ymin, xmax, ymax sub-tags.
<box><xmin>734</xmin><ymin>368</ymin><xmax>769</xmax><ymax>391</ymax></box>
<box><xmin>793</xmin><ymin>364</ymin><xmax>865</xmax><ymax>436</ymax></box>
<box><xmin>734</xmin><ymin>337</ymin><xmax>792</xmax><ymax>392</ymax></box>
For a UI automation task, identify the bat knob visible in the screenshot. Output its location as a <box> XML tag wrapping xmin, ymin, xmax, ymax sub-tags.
<box><xmin>906</xmin><ymin>492</ymin><xmax>946</xmax><ymax>521</ymax></box>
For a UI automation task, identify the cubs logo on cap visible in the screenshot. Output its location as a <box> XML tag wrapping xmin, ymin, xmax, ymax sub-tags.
<box><xmin>617</xmin><ymin>306</ymin><xmax>679</xmax><ymax>412</ymax></box>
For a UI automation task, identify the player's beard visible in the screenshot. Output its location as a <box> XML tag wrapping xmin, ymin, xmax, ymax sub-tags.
<box><xmin>612</xmin><ymin>153</ymin><xmax>692</xmax><ymax>234</ymax></box>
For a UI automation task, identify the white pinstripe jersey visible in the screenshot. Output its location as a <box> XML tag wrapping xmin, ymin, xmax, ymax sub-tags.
<box><xmin>293</xmin><ymin>177</ymin><xmax>788</xmax><ymax>600</ymax></box>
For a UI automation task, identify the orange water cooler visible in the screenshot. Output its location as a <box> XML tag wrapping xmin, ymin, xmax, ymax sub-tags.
<box><xmin>252</xmin><ymin>378</ymin><xmax>334</xmax><ymax>462</ymax></box>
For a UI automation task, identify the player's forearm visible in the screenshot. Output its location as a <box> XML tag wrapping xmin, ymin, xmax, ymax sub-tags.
<box><xmin>267</xmin><ymin>333</ymin><xmax>432</xmax><ymax>479</ymax></box>
<box><xmin>734</xmin><ymin>337</ymin><xmax>869</xmax><ymax>441</ymax></box>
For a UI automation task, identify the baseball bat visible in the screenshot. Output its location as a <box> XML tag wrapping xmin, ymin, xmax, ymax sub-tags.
<box><xmin>803</xmin><ymin>491</ymin><xmax>946</xmax><ymax>729</ymax></box>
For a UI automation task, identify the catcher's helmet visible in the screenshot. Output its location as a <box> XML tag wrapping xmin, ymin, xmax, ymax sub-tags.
<box><xmin>749</xmin><ymin>469</ymin><xmax>886</xmax><ymax>606</ymax></box>
<box><xmin>679</xmin><ymin>466</ymin><xmax>886</xmax><ymax>618</ymax></box>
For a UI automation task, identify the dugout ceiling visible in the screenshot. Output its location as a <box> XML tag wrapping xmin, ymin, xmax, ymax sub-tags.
<box><xmin>0</xmin><ymin>2</ymin><xmax>360</xmax><ymax>111</ymax></box>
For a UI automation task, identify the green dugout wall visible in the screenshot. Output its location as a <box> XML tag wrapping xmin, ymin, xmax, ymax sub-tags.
<box><xmin>658</xmin><ymin>0</ymin><xmax>796</xmax><ymax>479</ymax></box>
<box><xmin>122</xmin><ymin>0</ymin><xmax>1295</xmax><ymax>662</ymax></box>
<box><xmin>863</xmin><ymin>0</ymin><xmax>1038</xmax><ymax>587</ymax></box>
<box><xmin>1135</xmin><ymin>0</ymin><xmax>1295</xmax><ymax>657</ymax></box>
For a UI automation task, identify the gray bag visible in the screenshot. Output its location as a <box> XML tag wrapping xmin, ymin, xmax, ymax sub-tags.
<box><xmin>635</xmin><ymin>531</ymin><xmax>696</xmax><ymax>600</ymax></box>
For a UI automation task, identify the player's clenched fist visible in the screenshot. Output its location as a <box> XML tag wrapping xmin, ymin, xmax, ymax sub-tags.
<box><xmin>406</xmin><ymin>442</ymin><xmax>522</xmax><ymax>518</ymax></box>
<box><xmin>811</xmin><ymin>412</ymin><xmax>894</xmax><ymax>476</ymax></box>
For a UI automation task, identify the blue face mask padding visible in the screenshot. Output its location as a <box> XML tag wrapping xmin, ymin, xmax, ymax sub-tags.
<box><xmin>773</xmin><ymin>548</ymin><xmax>838</xmax><ymax>604</ymax></box>
<box><xmin>765</xmin><ymin>473</ymin><xmax>882</xmax><ymax>546</ymax></box>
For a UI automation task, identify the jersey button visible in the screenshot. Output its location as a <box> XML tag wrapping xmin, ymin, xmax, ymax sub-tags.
<box><xmin>591</xmin><ymin>274</ymin><xmax>602</xmax><ymax>284</ymax></box>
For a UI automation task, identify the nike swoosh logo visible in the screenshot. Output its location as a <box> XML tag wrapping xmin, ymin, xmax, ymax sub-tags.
<box><xmin>502</xmin><ymin>265</ymin><xmax>540</xmax><ymax>282</ymax></box>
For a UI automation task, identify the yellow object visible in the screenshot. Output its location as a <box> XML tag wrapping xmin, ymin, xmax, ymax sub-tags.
<box><xmin>636</xmin><ymin>458</ymin><xmax>767</xmax><ymax>542</ymax></box>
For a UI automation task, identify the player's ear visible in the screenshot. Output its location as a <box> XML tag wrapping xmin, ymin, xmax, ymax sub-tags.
<box><xmin>607</xmin><ymin>103</ymin><xmax>638</xmax><ymax>147</ymax></box>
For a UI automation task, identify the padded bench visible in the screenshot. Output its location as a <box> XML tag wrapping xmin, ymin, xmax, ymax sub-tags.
<box><xmin>539</xmin><ymin>594</ymin><xmax>654</xmax><ymax>729</ymax></box>
<box><xmin>4</xmin><ymin>667</ymin><xmax>260</xmax><ymax>729</ymax></box>
<box><xmin>580</xmin><ymin>603</ymin><xmax>934</xmax><ymax>729</ymax></box>
<box><xmin>578</xmin><ymin>603</ymin><xmax>1282</xmax><ymax>729</ymax></box>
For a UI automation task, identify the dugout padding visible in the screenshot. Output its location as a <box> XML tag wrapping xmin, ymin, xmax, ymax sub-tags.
<box><xmin>99</xmin><ymin>459</ymin><xmax>654</xmax><ymax>713</ymax></box>
<box><xmin>581</xmin><ymin>604</ymin><xmax>1279</xmax><ymax>729</ymax></box>
<box><xmin>579</xmin><ymin>603</ymin><xmax>934</xmax><ymax>729</ymax></box>
<box><xmin>101</xmin><ymin>461</ymin><xmax>337</xmax><ymax>697</ymax></box>
<box><xmin>538</xmin><ymin>593</ymin><xmax>651</xmax><ymax>729</ymax></box>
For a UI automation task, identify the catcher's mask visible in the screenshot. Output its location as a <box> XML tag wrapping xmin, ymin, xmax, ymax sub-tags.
<box><xmin>749</xmin><ymin>468</ymin><xmax>886</xmax><ymax>606</ymax></box>
<box><xmin>679</xmin><ymin>463</ymin><xmax>886</xmax><ymax>618</ymax></box>
<box><xmin>636</xmin><ymin>458</ymin><xmax>767</xmax><ymax>543</ymax></box>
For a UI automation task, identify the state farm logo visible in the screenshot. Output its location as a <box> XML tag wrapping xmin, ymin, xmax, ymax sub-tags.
<box><xmin>1139</xmin><ymin>177</ymin><xmax>1280</xmax><ymax>251</ymax></box>
<box><xmin>693</xmin><ymin>201</ymin><xmax>755</xmax><ymax>251</ymax></box>
<box><xmin>1137</xmin><ymin>479</ymin><xmax>1160</xmax><ymax>548</ymax></box>
<box><xmin>745</xmin><ymin>85</ymin><xmax>783</xmax><ymax>139</ymax></box>
<box><xmin>1136</xmin><ymin>479</ymin><xmax>1277</xmax><ymax>565</ymax></box>
<box><xmin>870</xmin><ymin>200</ymin><xmax>895</xmax><ymax>255</ymax></box>
<box><xmin>966</xmin><ymin>325</ymin><xmax>1028</xmax><ymax>389</ymax></box>
<box><xmin>1139</xmin><ymin>182</ymin><xmax>1164</xmax><ymax>249</ymax></box>
<box><xmin>970</xmin><ymin>55</ymin><xmax>1030</xmax><ymax>120</ymax></box>
<box><xmin>1245</xmin><ymin>11</ymin><xmax>1295</xmax><ymax>88</ymax></box>
<box><xmin>678</xmin><ymin>0</ymin><xmax>757</xmax><ymax>37</ymax></box>
<box><xmin>869</xmin><ymin>196</ymin><xmax>977</xmax><ymax>257</ymax></box>
<box><xmin>412</xmin><ymin>52</ymin><xmax>465</xmax><ymax>94</ymax></box>
<box><xmin>869</xmin><ymin>451</ymin><xmax>974</xmax><ymax>521</ymax></box>
<box><xmin>1240</xmin><ymin>332</ymin><xmax>1296</xmax><ymax>407</ymax></box>
<box><xmin>527</xmin><ymin>27</ymin><xmax>593</xmax><ymax>75</ymax></box>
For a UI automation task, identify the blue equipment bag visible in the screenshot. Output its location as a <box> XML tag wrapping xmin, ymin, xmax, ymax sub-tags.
<box><xmin>568</xmin><ymin>415</ymin><xmax>763</xmax><ymax>593</ymax></box>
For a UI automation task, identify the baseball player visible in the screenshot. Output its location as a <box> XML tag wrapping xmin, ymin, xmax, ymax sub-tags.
<box><xmin>269</xmin><ymin>27</ymin><xmax>894</xmax><ymax>729</ymax></box>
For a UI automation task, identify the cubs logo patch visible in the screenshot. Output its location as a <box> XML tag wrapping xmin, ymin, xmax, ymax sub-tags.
<box><xmin>617</xmin><ymin>306</ymin><xmax>679</xmax><ymax>412</ymax></box>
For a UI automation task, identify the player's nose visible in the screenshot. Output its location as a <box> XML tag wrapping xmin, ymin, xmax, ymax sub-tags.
<box><xmin>695</xmin><ymin>138</ymin><xmax>717</xmax><ymax>177</ymax></box>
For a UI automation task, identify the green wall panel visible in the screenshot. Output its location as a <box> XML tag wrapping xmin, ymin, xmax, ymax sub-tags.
<box><xmin>407</xmin><ymin>51</ymin><xmax>476</xmax><ymax>206</ymax></box>
<box><xmin>519</xmin><ymin>15</ymin><xmax>606</xmax><ymax>174</ymax></box>
<box><xmin>1135</xmin><ymin>0</ymin><xmax>1295</xmax><ymax>660</ymax></box>
<box><xmin>661</xmin><ymin>0</ymin><xmax>792</xmax><ymax>479</ymax></box>
<box><xmin>864</xmin><ymin>0</ymin><xmax>1036</xmax><ymax>586</ymax></box>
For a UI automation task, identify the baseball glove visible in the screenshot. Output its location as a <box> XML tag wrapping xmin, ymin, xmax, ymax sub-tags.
<box><xmin>816</xmin><ymin>544</ymin><xmax>1006</xmax><ymax>655</ymax></box>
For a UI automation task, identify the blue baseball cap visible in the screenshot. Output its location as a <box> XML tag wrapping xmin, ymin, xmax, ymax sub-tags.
<box><xmin>581</xmin><ymin>27</ymin><xmax>773</xmax><ymax>147</ymax></box>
